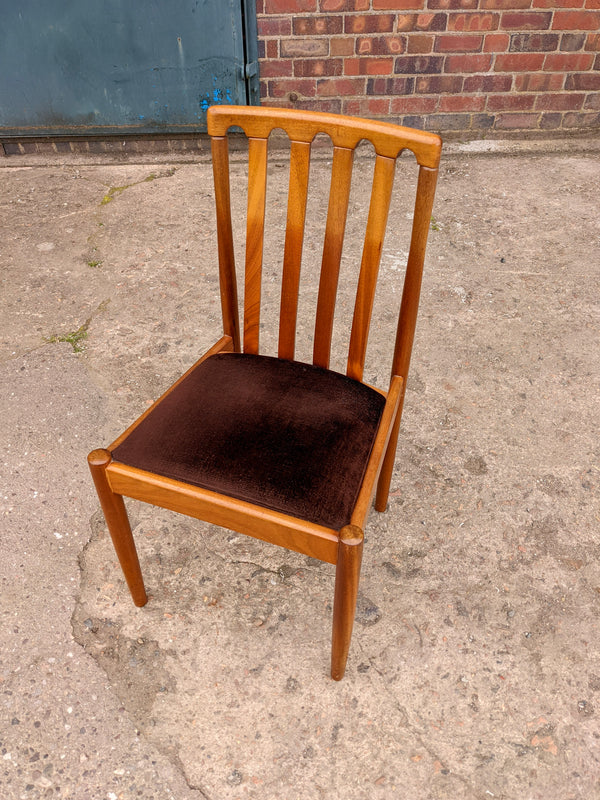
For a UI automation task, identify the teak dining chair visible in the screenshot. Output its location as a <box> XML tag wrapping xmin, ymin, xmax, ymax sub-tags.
<box><xmin>88</xmin><ymin>105</ymin><xmax>442</xmax><ymax>680</ymax></box>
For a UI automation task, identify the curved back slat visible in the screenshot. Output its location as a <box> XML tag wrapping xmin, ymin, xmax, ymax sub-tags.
<box><xmin>392</xmin><ymin>166</ymin><xmax>440</xmax><ymax>381</ymax></box>
<box><xmin>244</xmin><ymin>136</ymin><xmax>268</xmax><ymax>354</ymax></box>
<box><xmin>278</xmin><ymin>139</ymin><xmax>311</xmax><ymax>361</ymax></box>
<box><xmin>346</xmin><ymin>154</ymin><xmax>396</xmax><ymax>382</ymax></box>
<box><xmin>210</xmin><ymin>136</ymin><xmax>240</xmax><ymax>352</ymax></box>
<box><xmin>313</xmin><ymin>145</ymin><xmax>354</xmax><ymax>370</ymax></box>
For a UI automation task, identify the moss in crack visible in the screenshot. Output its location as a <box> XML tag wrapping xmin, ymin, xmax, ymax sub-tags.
<box><xmin>45</xmin><ymin>299</ymin><xmax>110</xmax><ymax>353</ymax></box>
<box><xmin>46</xmin><ymin>322</ymin><xmax>90</xmax><ymax>352</ymax></box>
<box><xmin>99</xmin><ymin>168</ymin><xmax>176</xmax><ymax>206</ymax></box>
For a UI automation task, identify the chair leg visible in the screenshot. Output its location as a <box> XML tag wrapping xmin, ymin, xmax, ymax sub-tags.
<box><xmin>88</xmin><ymin>449</ymin><xmax>148</xmax><ymax>607</ymax></box>
<box><xmin>331</xmin><ymin>525</ymin><xmax>363</xmax><ymax>681</ymax></box>
<box><xmin>374</xmin><ymin>403</ymin><xmax>404</xmax><ymax>513</ymax></box>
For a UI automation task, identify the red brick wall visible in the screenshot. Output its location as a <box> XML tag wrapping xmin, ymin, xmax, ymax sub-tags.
<box><xmin>256</xmin><ymin>0</ymin><xmax>600</xmax><ymax>135</ymax></box>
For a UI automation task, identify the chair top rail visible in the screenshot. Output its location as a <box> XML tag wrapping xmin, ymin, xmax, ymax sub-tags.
<box><xmin>207</xmin><ymin>105</ymin><xmax>442</xmax><ymax>169</ymax></box>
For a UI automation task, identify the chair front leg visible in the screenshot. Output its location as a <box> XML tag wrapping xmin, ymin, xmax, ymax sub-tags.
<box><xmin>331</xmin><ymin>525</ymin><xmax>364</xmax><ymax>681</ymax></box>
<box><xmin>88</xmin><ymin>449</ymin><xmax>148</xmax><ymax>607</ymax></box>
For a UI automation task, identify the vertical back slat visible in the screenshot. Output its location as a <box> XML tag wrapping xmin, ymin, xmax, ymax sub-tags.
<box><xmin>278</xmin><ymin>139</ymin><xmax>312</xmax><ymax>361</ymax></box>
<box><xmin>346</xmin><ymin>154</ymin><xmax>396</xmax><ymax>381</ymax></box>
<box><xmin>313</xmin><ymin>146</ymin><xmax>354</xmax><ymax>369</ymax></box>
<box><xmin>211</xmin><ymin>136</ymin><xmax>240</xmax><ymax>352</ymax></box>
<box><xmin>391</xmin><ymin>165</ymin><xmax>439</xmax><ymax>381</ymax></box>
<box><xmin>244</xmin><ymin>136</ymin><xmax>269</xmax><ymax>354</ymax></box>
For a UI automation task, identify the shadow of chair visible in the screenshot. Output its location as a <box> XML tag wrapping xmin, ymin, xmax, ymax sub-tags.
<box><xmin>88</xmin><ymin>105</ymin><xmax>442</xmax><ymax>680</ymax></box>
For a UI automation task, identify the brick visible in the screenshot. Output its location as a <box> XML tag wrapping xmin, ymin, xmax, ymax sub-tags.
<box><xmin>536</xmin><ymin>92</ymin><xmax>585</xmax><ymax>109</ymax></box>
<box><xmin>259</xmin><ymin>59</ymin><xmax>293</xmax><ymax>77</ymax></box>
<box><xmin>265</xmin><ymin>97</ymin><xmax>343</xmax><ymax>113</ymax></box>
<box><xmin>487</xmin><ymin>94</ymin><xmax>535</xmax><ymax>110</ymax></box>
<box><xmin>258</xmin><ymin>39</ymin><xmax>266</xmax><ymax>59</ymax></box>
<box><xmin>427</xmin><ymin>0</ymin><xmax>477</xmax><ymax>8</ymax></box>
<box><xmin>494</xmin><ymin>53</ymin><xmax>545</xmax><ymax>71</ymax></box>
<box><xmin>432</xmin><ymin>113</ymin><xmax>473</xmax><ymax>129</ymax></box>
<box><xmin>365</xmin><ymin>98</ymin><xmax>392</xmax><ymax>114</ymax></box>
<box><xmin>586</xmin><ymin>0</ymin><xmax>600</xmax><ymax>7</ymax></box>
<box><xmin>345</xmin><ymin>14</ymin><xmax>395</xmax><ymax>33</ymax></box>
<box><xmin>514</xmin><ymin>72</ymin><xmax>564</xmax><ymax>90</ymax></box>
<box><xmin>264</xmin><ymin>0</ymin><xmax>316</xmax><ymax>10</ymax></box>
<box><xmin>415</xmin><ymin>74</ymin><xmax>464</xmax><ymax>92</ymax></box>
<box><xmin>480</xmin><ymin>0</ymin><xmax>530</xmax><ymax>8</ymax></box>
<box><xmin>344</xmin><ymin>57</ymin><xmax>395</xmax><ymax>74</ymax></box>
<box><xmin>533</xmin><ymin>0</ymin><xmax>583</xmax><ymax>6</ymax></box>
<box><xmin>501</xmin><ymin>12</ymin><xmax>552</xmax><ymax>29</ymax></box>
<box><xmin>342</xmin><ymin>99</ymin><xmax>362</xmax><ymax>115</ymax></box>
<box><xmin>356</xmin><ymin>35</ymin><xmax>407</xmax><ymax>54</ymax></box>
<box><xmin>367</xmin><ymin>76</ymin><xmax>415</xmax><ymax>93</ymax></box>
<box><xmin>293</xmin><ymin>15</ymin><xmax>343</xmax><ymax>34</ymax></box>
<box><xmin>260</xmin><ymin>81</ymin><xmax>268</xmax><ymax>98</ymax></box>
<box><xmin>495</xmin><ymin>112</ymin><xmax>541</xmax><ymax>128</ymax></box>
<box><xmin>463</xmin><ymin>74</ymin><xmax>512</xmax><ymax>91</ymax></box>
<box><xmin>562</xmin><ymin>111</ymin><xmax>600</xmax><ymax>126</ymax></box>
<box><xmin>586</xmin><ymin>33</ymin><xmax>600</xmax><ymax>50</ymax></box>
<box><xmin>395</xmin><ymin>54</ymin><xmax>444</xmax><ymax>72</ymax></box>
<box><xmin>396</xmin><ymin>14</ymin><xmax>417</xmax><ymax>31</ymax></box>
<box><xmin>444</xmin><ymin>53</ymin><xmax>493</xmax><ymax>71</ymax></box>
<box><xmin>267</xmin><ymin>78</ymin><xmax>317</xmax><ymax>97</ymax></box>
<box><xmin>584</xmin><ymin>92</ymin><xmax>600</xmax><ymax>108</ymax></box>
<box><xmin>472</xmin><ymin>113</ymin><xmax>495</xmax><ymax>128</ymax></box>
<box><xmin>434</xmin><ymin>34</ymin><xmax>483</xmax><ymax>51</ymax></box>
<box><xmin>317</xmin><ymin>77</ymin><xmax>367</xmax><ymax>95</ymax></box>
<box><xmin>266</xmin><ymin>39</ymin><xmax>278</xmax><ymax>58</ymax></box>
<box><xmin>415</xmin><ymin>13</ymin><xmax>448</xmax><ymax>30</ymax></box>
<box><xmin>539</xmin><ymin>112</ymin><xmax>563</xmax><ymax>128</ymax></box>
<box><xmin>390</xmin><ymin>96</ymin><xmax>437</xmax><ymax>112</ymax></box>
<box><xmin>448</xmin><ymin>12</ymin><xmax>499</xmax><ymax>30</ymax></box>
<box><xmin>552</xmin><ymin>10</ymin><xmax>600</xmax><ymax>28</ymax></box>
<box><xmin>400</xmin><ymin>114</ymin><xmax>428</xmax><ymax>128</ymax></box>
<box><xmin>483</xmin><ymin>33</ymin><xmax>510</xmax><ymax>51</ymax></box>
<box><xmin>509</xmin><ymin>34</ymin><xmax>560</xmax><ymax>52</ymax></box>
<box><xmin>565</xmin><ymin>72</ymin><xmax>600</xmax><ymax>89</ymax></box>
<box><xmin>342</xmin><ymin>97</ymin><xmax>391</xmax><ymax>115</ymax></box>
<box><xmin>407</xmin><ymin>34</ymin><xmax>435</xmax><ymax>52</ymax></box>
<box><xmin>331</xmin><ymin>38</ymin><xmax>355</xmax><ymax>55</ymax></box>
<box><xmin>281</xmin><ymin>39</ymin><xmax>329</xmax><ymax>57</ymax></box>
<box><xmin>294</xmin><ymin>59</ymin><xmax>343</xmax><ymax>77</ymax></box>
<box><xmin>373</xmin><ymin>0</ymin><xmax>424</xmax><ymax>7</ymax></box>
<box><xmin>560</xmin><ymin>33</ymin><xmax>586</xmax><ymax>50</ymax></box>
<box><xmin>257</xmin><ymin>17</ymin><xmax>292</xmax><ymax>36</ymax></box>
<box><xmin>320</xmin><ymin>0</ymin><xmax>353</xmax><ymax>9</ymax></box>
<box><xmin>544</xmin><ymin>52</ymin><xmax>594</xmax><ymax>69</ymax></box>
<box><xmin>439</xmin><ymin>94</ymin><xmax>486</xmax><ymax>110</ymax></box>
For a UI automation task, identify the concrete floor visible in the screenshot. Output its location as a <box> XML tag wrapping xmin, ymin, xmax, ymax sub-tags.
<box><xmin>1</xmin><ymin>137</ymin><xmax>599</xmax><ymax>800</ymax></box>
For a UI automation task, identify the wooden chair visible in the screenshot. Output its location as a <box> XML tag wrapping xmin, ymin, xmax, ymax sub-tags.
<box><xmin>88</xmin><ymin>106</ymin><xmax>442</xmax><ymax>680</ymax></box>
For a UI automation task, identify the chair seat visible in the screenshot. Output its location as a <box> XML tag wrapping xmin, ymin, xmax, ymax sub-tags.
<box><xmin>112</xmin><ymin>352</ymin><xmax>386</xmax><ymax>529</ymax></box>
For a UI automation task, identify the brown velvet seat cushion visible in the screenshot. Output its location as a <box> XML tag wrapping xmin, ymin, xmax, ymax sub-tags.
<box><xmin>112</xmin><ymin>352</ymin><xmax>386</xmax><ymax>529</ymax></box>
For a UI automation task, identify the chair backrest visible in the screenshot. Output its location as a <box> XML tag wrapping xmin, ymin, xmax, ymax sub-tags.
<box><xmin>207</xmin><ymin>105</ymin><xmax>442</xmax><ymax>385</ymax></box>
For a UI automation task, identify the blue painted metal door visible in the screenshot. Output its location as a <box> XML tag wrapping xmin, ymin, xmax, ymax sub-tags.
<box><xmin>0</xmin><ymin>0</ymin><xmax>258</xmax><ymax>136</ymax></box>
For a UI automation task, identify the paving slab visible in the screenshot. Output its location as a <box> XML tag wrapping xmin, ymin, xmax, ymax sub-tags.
<box><xmin>1</xmin><ymin>142</ymin><xmax>599</xmax><ymax>800</ymax></box>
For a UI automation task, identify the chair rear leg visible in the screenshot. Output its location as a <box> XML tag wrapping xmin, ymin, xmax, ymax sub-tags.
<box><xmin>331</xmin><ymin>525</ymin><xmax>363</xmax><ymax>681</ymax></box>
<box><xmin>88</xmin><ymin>449</ymin><xmax>148</xmax><ymax>607</ymax></box>
<box><xmin>375</xmin><ymin>403</ymin><xmax>403</xmax><ymax>513</ymax></box>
